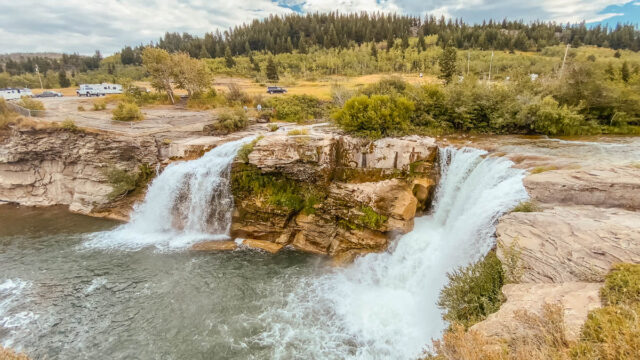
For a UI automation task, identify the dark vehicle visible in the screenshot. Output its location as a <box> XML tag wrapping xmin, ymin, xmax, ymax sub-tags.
<box><xmin>266</xmin><ymin>86</ymin><xmax>287</xmax><ymax>94</ymax></box>
<box><xmin>34</xmin><ymin>91</ymin><xmax>63</xmax><ymax>98</ymax></box>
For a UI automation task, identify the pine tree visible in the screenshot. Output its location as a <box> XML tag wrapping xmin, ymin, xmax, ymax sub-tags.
<box><xmin>386</xmin><ymin>34</ymin><xmax>395</xmax><ymax>52</ymax></box>
<box><xmin>438</xmin><ymin>42</ymin><xmax>458</xmax><ymax>84</ymax></box>
<box><xmin>621</xmin><ymin>61</ymin><xmax>630</xmax><ymax>83</ymax></box>
<box><xmin>266</xmin><ymin>57</ymin><xmax>278</xmax><ymax>81</ymax></box>
<box><xmin>401</xmin><ymin>35</ymin><xmax>410</xmax><ymax>50</ymax></box>
<box><xmin>199</xmin><ymin>45</ymin><xmax>210</xmax><ymax>59</ymax></box>
<box><xmin>224</xmin><ymin>46</ymin><xmax>235</xmax><ymax>68</ymax></box>
<box><xmin>417</xmin><ymin>35</ymin><xmax>426</xmax><ymax>53</ymax></box>
<box><xmin>58</xmin><ymin>70</ymin><xmax>71</xmax><ymax>88</ymax></box>
<box><xmin>370</xmin><ymin>42</ymin><xmax>378</xmax><ymax>59</ymax></box>
<box><xmin>298</xmin><ymin>33</ymin><xmax>308</xmax><ymax>54</ymax></box>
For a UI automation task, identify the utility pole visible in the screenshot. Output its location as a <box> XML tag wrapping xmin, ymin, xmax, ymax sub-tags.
<box><xmin>467</xmin><ymin>51</ymin><xmax>470</xmax><ymax>76</ymax></box>
<box><xmin>488</xmin><ymin>51</ymin><xmax>494</xmax><ymax>82</ymax></box>
<box><xmin>560</xmin><ymin>43</ymin><xmax>570</xmax><ymax>78</ymax></box>
<box><xmin>35</xmin><ymin>64</ymin><xmax>43</xmax><ymax>90</ymax></box>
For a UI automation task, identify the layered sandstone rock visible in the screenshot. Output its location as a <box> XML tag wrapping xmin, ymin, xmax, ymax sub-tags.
<box><xmin>0</xmin><ymin>128</ymin><xmax>159</xmax><ymax>215</ymax></box>
<box><xmin>471</xmin><ymin>282</ymin><xmax>602</xmax><ymax>342</ymax></box>
<box><xmin>525</xmin><ymin>166</ymin><xmax>640</xmax><ymax>209</ymax></box>
<box><xmin>497</xmin><ymin>206</ymin><xmax>640</xmax><ymax>283</ymax></box>
<box><xmin>231</xmin><ymin>133</ymin><xmax>438</xmax><ymax>258</ymax></box>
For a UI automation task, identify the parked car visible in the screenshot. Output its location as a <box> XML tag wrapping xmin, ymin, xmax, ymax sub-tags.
<box><xmin>34</xmin><ymin>91</ymin><xmax>63</xmax><ymax>98</ymax></box>
<box><xmin>266</xmin><ymin>86</ymin><xmax>287</xmax><ymax>94</ymax></box>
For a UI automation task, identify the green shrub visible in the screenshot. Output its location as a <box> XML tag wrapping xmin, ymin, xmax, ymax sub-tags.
<box><xmin>187</xmin><ymin>89</ymin><xmax>221</xmax><ymax>109</ymax></box>
<box><xmin>210</xmin><ymin>108</ymin><xmax>248</xmax><ymax>134</ymax></box>
<box><xmin>333</xmin><ymin>94</ymin><xmax>414</xmax><ymax>139</ymax></box>
<box><xmin>0</xmin><ymin>98</ymin><xmax>20</xmax><ymax>128</ymax></box>
<box><xmin>511</xmin><ymin>201</ymin><xmax>541</xmax><ymax>212</ymax></box>
<box><xmin>267</xmin><ymin>95</ymin><xmax>323</xmax><ymax>123</ymax></box>
<box><xmin>104</xmin><ymin>164</ymin><xmax>155</xmax><ymax>200</ymax></box>
<box><xmin>600</xmin><ymin>263</ymin><xmax>640</xmax><ymax>306</ymax></box>
<box><xmin>77</xmin><ymin>105</ymin><xmax>86</xmax><ymax>111</ymax></box>
<box><xmin>60</xmin><ymin>118</ymin><xmax>79</xmax><ymax>132</ymax></box>
<box><xmin>287</xmin><ymin>128</ymin><xmax>309</xmax><ymax>136</ymax></box>
<box><xmin>267</xmin><ymin>124</ymin><xmax>279</xmax><ymax>132</ymax></box>
<box><xmin>225</xmin><ymin>83</ymin><xmax>250</xmax><ymax>105</ymax></box>
<box><xmin>236</xmin><ymin>136</ymin><xmax>262</xmax><ymax>163</ymax></box>
<box><xmin>518</xmin><ymin>96</ymin><xmax>597</xmax><ymax>136</ymax></box>
<box><xmin>16</xmin><ymin>97</ymin><xmax>45</xmax><ymax>113</ymax></box>
<box><xmin>112</xmin><ymin>102</ymin><xmax>144</xmax><ymax>121</ymax></box>
<box><xmin>92</xmin><ymin>101</ymin><xmax>107</xmax><ymax>111</ymax></box>
<box><xmin>437</xmin><ymin>251</ymin><xmax>505</xmax><ymax>328</ymax></box>
<box><xmin>361</xmin><ymin>76</ymin><xmax>408</xmax><ymax>96</ymax></box>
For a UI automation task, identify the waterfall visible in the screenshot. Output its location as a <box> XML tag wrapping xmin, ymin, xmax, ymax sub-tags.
<box><xmin>84</xmin><ymin>137</ymin><xmax>254</xmax><ymax>251</ymax></box>
<box><xmin>255</xmin><ymin>147</ymin><xmax>528</xmax><ymax>359</ymax></box>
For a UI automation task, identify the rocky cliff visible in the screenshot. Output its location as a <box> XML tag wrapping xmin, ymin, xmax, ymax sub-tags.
<box><xmin>229</xmin><ymin>133</ymin><xmax>438</xmax><ymax>260</ymax></box>
<box><xmin>0</xmin><ymin>128</ymin><xmax>159</xmax><ymax>215</ymax></box>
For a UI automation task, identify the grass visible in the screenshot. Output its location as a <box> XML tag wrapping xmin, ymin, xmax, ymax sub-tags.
<box><xmin>92</xmin><ymin>100</ymin><xmax>107</xmax><ymax>111</ymax></box>
<box><xmin>236</xmin><ymin>136</ymin><xmax>262</xmax><ymax>164</ymax></box>
<box><xmin>103</xmin><ymin>164</ymin><xmax>155</xmax><ymax>200</ymax></box>
<box><xmin>60</xmin><ymin>118</ymin><xmax>80</xmax><ymax>132</ymax></box>
<box><xmin>511</xmin><ymin>201</ymin><xmax>541</xmax><ymax>212</ymax></box>
<box><xmin>267</xmin><ymin>124</ymin><xmax>279</xmax><ymax>132</ymax></box>
<box><xmin>287</xmin><ymin>128</ymin><xmax>309</xmax><ymax>136</ymax></box>
<box><xmin>16</xmin><ymin>97</ymin><xmax>45</xmax><ymax>111</ymax></box>
<box><xmin>530</xmin><ymin>165</ymin><xmax>559</xmax><ymax>174</ymax></box>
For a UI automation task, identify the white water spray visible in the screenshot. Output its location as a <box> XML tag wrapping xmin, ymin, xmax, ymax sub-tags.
<box><xmin>255</xmin><ymin>147</ymin><xmax>528</xmax><ymax>359</ymax></box>
<box><xmin>85</xmin><ymin>137</ymin><xmax>255</xmax><ymax>251</ymax></box>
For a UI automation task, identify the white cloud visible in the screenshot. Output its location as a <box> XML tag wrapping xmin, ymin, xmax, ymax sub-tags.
<box><xmin>0</xmin><ymin>0</ymin><xmax>633</xmax><ymax>55</ymax></box>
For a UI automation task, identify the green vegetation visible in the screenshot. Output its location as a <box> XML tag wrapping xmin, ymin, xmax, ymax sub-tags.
<box><xmin>287</xmin><ymin>128</ymin><xmax>309</xmax><ymax>136</ymax></box>
<box><xmin>499</xmin><ymin>239</ymin><xmax>525</xmax><ymax>284</ymax></box>
<box><xmin>437</xmin><ymin>251</ymin><xmax>505</xmax><ymax>328</ymax></box>
<box><xmin>333</xmin><ymin>94</ymin><xmax>414</xmax><ymax>139</ymax></box>
<box><xmin>104</xmin><ymin>164</ymin><xmax>155</xmax><ymax>200</ymax></box>
<box><xmin>77</xmin><ymin>105</ymin><xmax>86</xmax><ymax>111</ymax></box>
<box><xmin>511</xmin><ymin>201</ymin><xmax>541</xmax><ymax>212</ymax></box>
<box><xmin>267</xmin><ymin>124</ymin><xmax>279</xmax><ymax>132</ymax></box>
<box><xmin>236</xmin><ymin>136</ymin><xmax>262</xmax><ymax>164</ymax></box>
<box><xmin>0</xmin><ymin>98</ymin><xmax>21</xmax><ymax>128</ymax></box>
<box><xmin>432</xmin><ymin>263</ymin><xmax>640</xmax><ymax>360</ymax></box>
<box><xmin>358</xmin><ymin>206</ymin><xmax>388</xmax><ymax>229</ymax></box>
<box><xmin>60</xmin><ymin>118</ymin><xmax>79</xmax><ymax>132</ymax></box>
<box><xmin>209</xmin><ymin>108</ymin><xmax>248</xmax><ymax>134</ymax></box>
<box><xmin>530</xmin><ymin>165</ymin><xmax>559</xmax><ymax>174</ymax></box>
<box><xmin>112</xmin><ymin>102</ymin><xmax>144</xmax><ymax>121</ymax></box>
<box><xmin>438</xmin><ymin>42</ymin><xmax>458</xmax><ymax>84</ymax></box>
<box><xmin>92</xmin><ymin>100</ymin><xmax>106</xmax><ymax>111</ymax></box>
<box><xmin>267</xmin><ymin>95</ymin><xmax>323</xmax><ymax>123</ymax></box>
<box><xmin>231</xmin><ymin>164</ymin><xmax>325</xmax><ymax>214</ymax></box>
<box><xmin>16</xmin><ymin>98</ymin><xmax>44</xmax><ymax>111</ymax></box>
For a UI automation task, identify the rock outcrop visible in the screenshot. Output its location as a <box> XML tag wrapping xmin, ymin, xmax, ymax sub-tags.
<box><xmin>497</xmin><ymin>206</ymin><xmax>640</xmax><ymax>283</ymax></box>
<box><xmin>0</xmin><ymin>128</ymin><xmax>159</xmax><ymax>215</ymax></box>
<box><xmin>471</xmin><ymin>282</ymin><xmax>602</xmax><ymax>342</ymax></box>
<box><xmin>231</xmin><ymin>133</ymin><xmax>438</xmax><ymax>259</ymax></box>
<box><xmin>525</xmin><ymin>166</ymin><xmax>640</xmax><ymax>210</ymax></box>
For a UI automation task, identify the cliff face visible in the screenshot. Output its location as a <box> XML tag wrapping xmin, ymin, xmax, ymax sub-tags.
<box><xmin>230</xmin><ymin>133</ymin><xmax>438</xmax><ymax>260</ymax></box>
<box><xmin>0</xmin><ymin>128</ymin><xmax>159</xmax><ymax>215</ymax></box>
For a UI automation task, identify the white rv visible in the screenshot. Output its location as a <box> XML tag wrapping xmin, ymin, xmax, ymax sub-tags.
<box><xmin>76</xmin><ymin>83</ymin><xmax>123</xmax><ymax>97</ymax></box>
<box><xmin>0</xmin><ymin>88</ymin><xmax>32</xmax><ymax>100</ymax></box>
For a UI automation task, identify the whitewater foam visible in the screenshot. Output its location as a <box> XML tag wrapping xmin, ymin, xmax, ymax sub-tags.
<box><xmin>255</xmin><ymin>147</ymin><xmax>528</xmax><ymax>359</ymax></box>
<box><xmin>0</xmin><ymin>279</ymin><xmax>37</xmax><ymax>348</ymax></box>
<box><xmin>84</xmin><ymin>136</ymin><xmax>255</xmax><ymax>251</ymax></box>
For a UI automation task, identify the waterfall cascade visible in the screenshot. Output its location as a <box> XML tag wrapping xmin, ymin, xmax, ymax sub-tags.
<box><xmin>255</xmin><ymin>147</ymin><xmax>528</xmax><ymax>359</ymax></box>
<box><xmin>85</xmin><ymin>137</ymin><xmax>254</xmax><ymax>251</ymax></box>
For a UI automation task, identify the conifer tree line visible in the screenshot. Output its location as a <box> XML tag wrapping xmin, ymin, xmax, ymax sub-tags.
<box><xmin>118</xmin><ymin>12</ymin><xmax>639</xmax><ymax>64</ymax></box>
<box><xmin>0</xmin><ymin>51</ymin><xmax>103</xmax><ymax>76</ymax></box>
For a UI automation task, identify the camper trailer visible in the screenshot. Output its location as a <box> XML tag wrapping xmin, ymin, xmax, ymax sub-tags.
<box><xmin>76</xmin><ymin>83</ymin><xmax>123</xmax><ymax>97</ymax></box>
<box><xmin>0</xmin><ymin>88</ymin><xmax>32</xmax><ymax>100</ymax></box>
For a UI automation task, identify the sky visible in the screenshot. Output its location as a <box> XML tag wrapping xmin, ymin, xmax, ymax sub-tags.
<box><xmin>0</xmin><ymin>0</ymin><xmax>638</xmax><ymax>55</ymax></box>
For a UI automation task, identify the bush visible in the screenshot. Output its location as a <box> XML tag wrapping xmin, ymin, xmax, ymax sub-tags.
<box><xmin>517</xmin><ymin>96</ymin><xmax>596</xmax><ymax>136</ymax></box>
<box><xmin>225</xmin><ymin>83</ymin><xmax>250</xmax><ymax>105</ymax></box>
<box><xmin>267</xmin><ymin>95</ymin><xmax>323</xmax><ymax>123</ymax></box>
<box><xmin>92</xmin><ymin>101</ymin><xmax>107</xmax><ymax>111</ymax></box>
<box><xmin>104</xmin><ymin>164</ymin><xmax>155</xmax><ymax>200</ymax></box>
<box><xmin>267</xmin><ymin>124</ymin><xmax>279</xmax><ymax>132</ymax></box>
<box><xmin>361</xmin><ymin>76</ymin><xmax>408</xmax><ymax>96</ymax></box>
<box><xmin>358</xmin><ymin>206</ymin><xmax>388</xmax><ymax>229</ymax></box>
<box><xmin>0</xmin><ymin>98</ymin><xmax>20</xmax><ymax>128</ymax></box>
<box><xmin>287</xmin><ymin>128</ymin><xmax>309</xmax><ymax>136</ymax></box>
<box><xmin>112</xmin><ymin>102</ymin><xmax>144</xmax><ymax>121</ymax></box>
<box><xmin>209</xmin><ymin>108</ymin><xmax>248</xmax><ymax>134</ymax></box>
<box><xmin>77</xmin><ymin>105</ymin><xmax>86</xmax><ymax>111</ymax></box>
<box><xmin>236</xmin><ymin>136</ymin><xmax>262</xmax><ymax>163</ymax></box>
<box><xmin>333</xmin><ymin>94</ymin><xmax>414</xmax><ymax>139</ymax></box>
<box><xmin>60</xmin><ymin>118</ymin><xmax>79</xmax><ymax>132</ymax></box>
<box><xmin>437</xmin><ymin>251</ymin><xmax>505</xmax><ymax>328</ymax></box>
<box><xmin>16</xmin><ymin>97</ymin><xmax>45</xmax><ymax>112</ymax></box>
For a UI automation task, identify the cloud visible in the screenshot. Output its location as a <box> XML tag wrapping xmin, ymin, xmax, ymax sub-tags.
<box><xmin>0</xmin><ymin>0</ymin><xmax>635</xmax><ymax>55</ymax></box>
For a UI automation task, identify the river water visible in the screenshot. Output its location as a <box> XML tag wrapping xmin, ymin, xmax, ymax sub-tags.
<box><xmin>0</xmin><ymin>144</ymin><xmax>528</xmax><ymax>359</ymax></box>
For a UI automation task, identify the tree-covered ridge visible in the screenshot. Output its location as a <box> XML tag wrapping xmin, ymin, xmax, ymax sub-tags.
<box><xmin>139</xmin><ymin>13</ymin><xmax>639</xmax><ymax>61</ymax></box>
